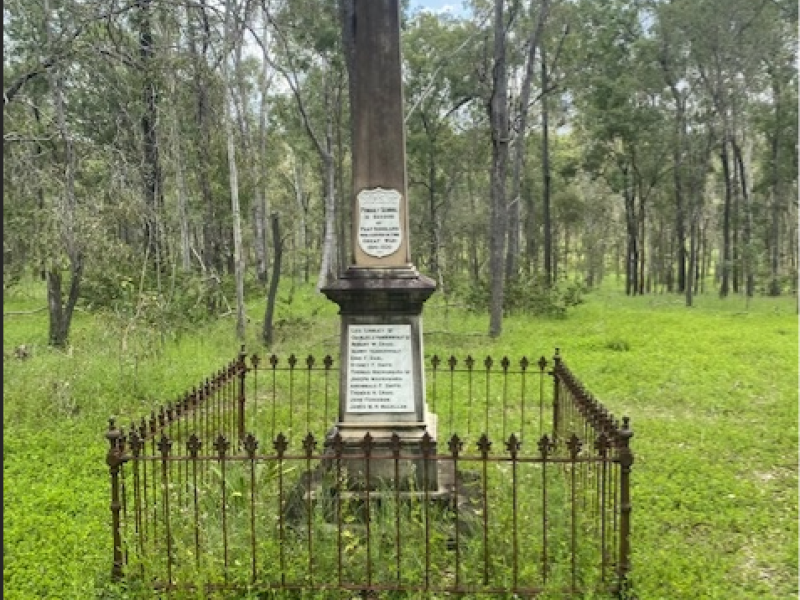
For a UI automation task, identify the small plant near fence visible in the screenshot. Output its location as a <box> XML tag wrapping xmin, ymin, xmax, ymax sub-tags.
<box><xmin>105</xmin><ymin>348</ymin><xmax>634</xmax><ymax>598</ymax></box>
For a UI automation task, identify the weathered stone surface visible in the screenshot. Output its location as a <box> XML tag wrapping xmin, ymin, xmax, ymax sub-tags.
<box><xmin>350</xmin><ymin>0</ymin><xmax>411</xmax><ymax>268</ymax></box>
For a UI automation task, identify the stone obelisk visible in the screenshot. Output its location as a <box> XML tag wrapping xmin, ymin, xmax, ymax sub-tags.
<box><xmin>322</xmin><ymin>0</ymin><xmax>438</xmax><ymax>491</ymax></box>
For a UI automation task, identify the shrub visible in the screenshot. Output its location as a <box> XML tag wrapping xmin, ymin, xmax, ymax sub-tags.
<box><xmin>460</xmin><ymin>274</ymin><xmax>586</xmax><ymax>317</ymax></box>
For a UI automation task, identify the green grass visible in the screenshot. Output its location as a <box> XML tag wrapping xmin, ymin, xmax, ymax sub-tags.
<box><xmin>3</xmin><ymin>279</ymin><xmax>798</xmax><ymax>599</ymax></box>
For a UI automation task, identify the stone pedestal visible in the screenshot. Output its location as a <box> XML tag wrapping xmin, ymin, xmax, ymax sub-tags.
<box><xmin>318</xmin><ymin>0</ymin><xmax>446</xmax><ymax>499</ymax></box>
<box><xmin>322</xmin><ymin>267</ymin><xmax>440</xmax><ymax>492</ymax></box>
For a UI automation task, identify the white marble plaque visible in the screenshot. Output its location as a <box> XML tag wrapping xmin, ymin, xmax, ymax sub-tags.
<box><xmin>357</xmin><ymin>188</ymin><xmax>403</xmax><ymax>258</ymax></box>
<box><xmin>346</xmin><ymin>324</ymin><xmax>414</xmax><ymax>413</ymax></box>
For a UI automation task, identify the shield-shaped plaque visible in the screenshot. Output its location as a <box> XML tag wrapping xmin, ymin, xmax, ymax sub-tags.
<box><xmin>357</xmin><ymin>187</ymin><xmax>403</xmax><ymax>258</ymax></box>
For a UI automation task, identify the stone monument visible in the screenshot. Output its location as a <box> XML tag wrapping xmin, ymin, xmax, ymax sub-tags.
<box><xmin>322</xmin><ymin>0</ymin><xmax>439</xmax><ymax>492</ymax></box>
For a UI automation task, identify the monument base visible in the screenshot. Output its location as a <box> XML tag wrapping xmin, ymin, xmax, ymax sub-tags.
<box><xmin>326</xmin><ymin>410</ymin><xmax>440</xmax><ymax>492</ymax></box>
<box><xmin>321</xmin><ymin>266</ymin><xmax>439</xmax><ymax>494</ymax></box>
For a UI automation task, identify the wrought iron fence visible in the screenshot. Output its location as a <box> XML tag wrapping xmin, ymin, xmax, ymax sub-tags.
<box><xmin>106</xmin><ymin>348</ymin><xmax>633</xmax><ymax>597</ymax></box>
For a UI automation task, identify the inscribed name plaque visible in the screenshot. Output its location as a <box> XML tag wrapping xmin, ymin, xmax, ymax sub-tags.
<box><xmin>346</xmin><ymin>324</ymin><xmax>414</xmax><ymax>413</ymax></box>
<box><xmin>357</xmin><ymin>188</ymin><xmax>403</xmax><ymax>258</ymax></box>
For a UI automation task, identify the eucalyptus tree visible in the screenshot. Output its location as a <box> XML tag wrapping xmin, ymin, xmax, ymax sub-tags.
<box><xmin>571</xmin><ymin>0</ymin><xmax>672</xmax><ymax>296</ymax></box>
<box><xmin>267</xmin><ymin>0</ymin><xmax>345</xmax><ymax>290</ymax></box>
<box><xmin>485</xmin><ymin>0</ymin><xmax>510</xmax><ymax>335</ymax></box>
<box><xmin>754</xmin><ymin>0</ymin><xmax>798</xmax><ymax>295</ymax></box>
<box><xmin>135</xmin><ymin>0</ymin><xmax>166</xmax><ymax>278</ymax></box>
<box><xmin>674</xmin><ymin>0</ymin><xmax>768</xmax><ymax>298</ymax></box>
<box><xmin>3</xmin><ymin>0</ymin><xmax>142</xmax><ymax>345</ymax></box>
<box><xmin>220</xmin><ymin>0</ymin><xmax>254</xmax><ymax>340</ymax></box>
<box><xmin>505</xmin><ymin>0</ymin><xmax>551</xmax><ymax>283</ymax></box>
<box><xmin>403</xmin><ymin>10</ymin><xmax>481</xmax><ymax>289</ymax></box>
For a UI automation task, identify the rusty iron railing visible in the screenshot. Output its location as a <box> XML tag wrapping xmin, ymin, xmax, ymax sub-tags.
<box><xmin>106</xmin><ymin>349</ymin><xmax>633</xmax><ymax>598</ymax></box>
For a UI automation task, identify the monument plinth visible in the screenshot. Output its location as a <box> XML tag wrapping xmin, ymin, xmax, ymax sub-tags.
<box><xmin>321</xmin><ymin>0</ymin><xmax>441</xmax><ymax>493</ymax></box>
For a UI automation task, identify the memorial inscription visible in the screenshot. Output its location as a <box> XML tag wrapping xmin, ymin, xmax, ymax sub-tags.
<box><xmin>357</xmin><ymin>188</ymin><xmax>403</xmax><ymax>258</ymax></box>
<box><xmin>346</xmin><ymin>324</ymin><xmax>414</xmax><ymax>413</ymax></box>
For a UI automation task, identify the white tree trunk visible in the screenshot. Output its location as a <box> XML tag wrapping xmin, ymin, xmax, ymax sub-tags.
<box><xmin>253</xmin><ymin>41</ymin><xmax>272</xmax><ymax>284</ymax></box>
<box><xmin>317</xmin><ymin>156</ymin><xmax>337</xmax><ymax>290</ymax></box>
<box><xmin>224</xmin><ymin>0</ymin><xmax>246</xmax><ymax>340</ymax></box>
<box><xmin>169</xmin><ymin>93</ymin><xmax>192</xmax><ymax>272</ymax></box>
<box><xmin>316</xmin><ymin>121</ymin><xmax>337</xmax><ymax>290</ymax></box>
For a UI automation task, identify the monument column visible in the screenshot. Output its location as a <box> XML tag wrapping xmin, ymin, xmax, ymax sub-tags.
<box><xmin>321</xmin><ymin>0</ymin><xmax>439</xmax><ymax>491</ymax></box>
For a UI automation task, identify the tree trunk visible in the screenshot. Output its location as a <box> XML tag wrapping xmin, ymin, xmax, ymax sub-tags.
<box><xmin>768</xmin><ymin>74</ymin><xmax>782</xmax><ymax>296</ymax></box>
<box><xmin>700</xmin><ymin>218</ymin><xmax>709</xmax><ymax>294</ymax></box>
<box><xmin>623</xmin><ymin>167</ymin><xmax>638</xmax><ymax>296</ymax></box>
<box><xmin>168</xmin><ymin>78</ymin><xmax>192</xmax><ymax>273</ymax></box>
<box><xmin>273</xmin><ymin>40</ymin><xmax>338</xmax><ymax>290</ymax></box>
<box><xmin>731</xmin><ymin>136</ymin><xmax>741</xmax><ymax>295</ymax></box>
<box><xmin>335</xmin><ymin>80</ymin><xmax>349</xmax><ymax>272</ymax></box>
<box><xmin>719</xmin><ymin>136</ymin><xmax>732</xmax><ymax>298</ymax></box>
<box><xmin>487</xmin><ymin>0</ymin><xmax>510</xmax><ymax>338</ymax></box>
<box><xmin>685</xmin><ymin>217</ymin><xmax>696</xmax><ymax>307</ymax></box>
<box><xmin>673</xmin><ymin>111</ymin><xmax>686</xmax><ymax>293</ymax></box>
<box><xmin>422</xmin><ymin>115</ymin><xmax>441</xmax><ymax>283</ymax></box>
<box><xmin>317</xmin><ymin>139</ymin><xmax>338</xmax><ymax>290</ymax></box>
<box><xmin>263</xmin><ymin>213</ymin><xmax>283</xmax><ymax>348</ymax></box>
<box><xmin>253</xmin><ymin>192</ymin><xmax>268</xmax><ymax>283</ymax></box>
<box><xmin>223</xmin><ymin>78</ymin><xmax>246</xmax><ymax>340</ymax></box>
<box><xmin>192</xmin><ymin>1</ymin><xmax>220</xmax><ymax>283</ymax></box>
<box><xmin>292</xmin><ymin>156</ymin><xmax>310</xmax><ymax>282</ymax></box>
<box><xmin>506</xmin><ymin>0</ymin><xmax>550</xmax><ymax>283</ymax></box>
<box><xmin>138</xmin><ymin>0</ymin><xmax>164</xmax><ymax>282</ymax></box>
<box><xmin>733</xmin><ymin>138</ymin><xmax>754</xmax><ymax>297</ymax></box>
<box><xmin>253</xmin><ymin>17</ymin><xmax>272</xmax><ymax>285</ymax></box>
<box><xmin>221</xmin><ymin>0</ymin><xmax>246</xmax><ymax>340</ymax></box>
<box><xmin>467</xmin><ymin>171</ymin><xmax>481</xmax><ymax>284</ymax></box>
<box><xmin>523</xmin><ymin>176</ymin><xmax>537</xmax><ymax>275</ymax></box>
<box><xmin>541</xmin><ymin>46</ymin><xmax>553</xmax><ymax>288</ymax></box>
<box><xmin>45</xmin><ymin>2</ymin><xmax>83</xmax><ymax>348</ymax></box>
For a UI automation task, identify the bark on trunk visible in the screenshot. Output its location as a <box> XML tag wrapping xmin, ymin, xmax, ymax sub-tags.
<box><xmin>263</xmin><ymin>213</ymin><xmax>283</xmax><ymax>347</ymax></box>
<box><xmin>192</xmin><ymin>1</ymin><xmax>220</xmax><ymax>282</ymax></box>
<box><xmin>422</xmin><ymin>114</ymin><xmax>441</xmax><ymax>282</ymax></box>
<box><xmin>138</xmin><ymin>0</ymin><xmax>164</xmax><ymax>280</ymax></box>
<box><xmin>623</xmin><ymin>167</ymin><xmax>638</xmax><ymax>296</ymax></box>
<box><xmin>541</xmin><ymin>47</ymin><xmax>553</xmax><ymax>288</ymax></box>
<box><xmin>505</xmin><ymin>0</ymin><xmax>550</xmax><ymax>283</ymax></box>
<box><xmin>768</xmin><ymin>74</ymin><xmax>782</xmax><ymax>296</ymax></box>
<box><xmin>45</xmin><ymin>2</ymin><xmax>83</xmax><ymax>348</ymax></box>
<box><xmin>168</xmin><ymin>79</ymin><xmax>192</xmax><ymax>272</ymax></box>
<box><xmin>253</xmin><ymin>191</ymin><xmax>268</xmax><ymax>283</ymax></box>
<box><xmin>685</xmin><ymin>218</ymin><xmax>696</xmax><ymax>307</ymax></box>
<box><xmin>291</xmin><ymin>157</ymin><xmax>310</xmax><ymax>282</ymax></box>
<box><xmin>523</xmin><ymin>177</ymin><xmax>538</xmax><ymax>275</ymax></box>
<box><xmin>673</xmin><ymin>114</ymin><xmax>686</xmax><ymax>293</ymax></box>
<box><xmin>317</xmin><ymin>143</ymin><xmax>338</xmax><ymax>290</ymax></box>
<box><xmin>733</xmin><ymin>138</ymin><xmax>754</xmax><ymax>297</ymax></box>
<box><xmin>719</xmin><ymin>136</ymin><xmax>732</xmax><ymax>298</ymax></box>
<box><xmin>222</xmin><ymin>0</ymin><xmax>247</xmax><ymax>340</ymax></box>
<box><xmin>223</xmin><ymin>83</ymin><xmax>247</xmax><ymax>340</ymax></box>
<box><xmin>253</xmin><ymin>18</ymin><xmax>272</xmax><ymax>284</ymax></box>
<box><xmin>488</xmin><ymin>0</ymin><xmax>510</xmax><ymax>338</ymax></box>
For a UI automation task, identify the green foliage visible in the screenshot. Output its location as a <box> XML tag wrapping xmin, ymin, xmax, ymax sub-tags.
<box><xmin>604</xmin><ymin>338</ymin><xmax>631</xmax><ymax>352</ymax></box>
<box><xmin>4</xmin><ymin>281</ymin><xmax>799</xmax><ymax>599</ymax></box>
<box><xmin>459</xmin><ymin>275</ymin><xmax>586</xmax><ymax>318</ymax></box>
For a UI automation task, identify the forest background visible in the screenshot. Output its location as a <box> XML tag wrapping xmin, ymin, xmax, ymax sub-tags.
<box><xmin>3</xmin><ymin>0</ymin><xmax>799</xmax><ymax>598</ymax></box>
<box><xmin>3</xmin><ymin>0</ymin><xmax>797</xmax><ymax>343</ymax></box>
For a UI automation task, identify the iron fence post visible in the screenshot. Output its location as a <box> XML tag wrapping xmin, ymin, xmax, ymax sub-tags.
<box><xmin>105</xmin><ymin>419</ymin><xmax>125</xmax><ymax>581</ymax></box>
<box><xmin>552</xmin><ymin>348</ymin><xmax>561</xmax><ymax>442</ymax></box>
<box><xmin>616</xmin><ymin>416</ymin><xmax>634</xmax><ymax>597</ymax></box>
<box><xmin>237</xmin><ymin>344</ymin><xmax>247</xmax><ymax>440</ymax></box>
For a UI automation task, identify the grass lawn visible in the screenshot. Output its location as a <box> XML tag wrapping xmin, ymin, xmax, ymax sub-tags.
<box><xmin>3</xmin><ymin>280</ymin><xmax>797</xmax><ymax>599</ymax></box>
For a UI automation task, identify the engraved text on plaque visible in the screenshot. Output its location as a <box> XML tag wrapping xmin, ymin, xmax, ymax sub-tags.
<box><xmin>346</xmin><ymin>324</ymin><xmax>414</xmax><ymax>413</ymax></box>
<box><xmin>357</xmin><ymin>188</ymin><xmax>403</xmax><ymax>258</ymax></box>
